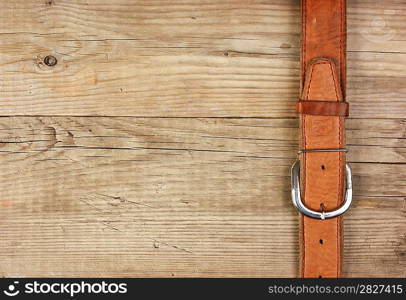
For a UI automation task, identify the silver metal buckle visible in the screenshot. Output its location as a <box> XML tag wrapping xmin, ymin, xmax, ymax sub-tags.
<box><xmin>290</xmin><ymin>160</ymin><xmax>353</xmax><ymax>220</ymax></box>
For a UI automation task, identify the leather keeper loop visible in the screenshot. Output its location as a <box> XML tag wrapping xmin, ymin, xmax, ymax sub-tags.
<box><xmin>296</xmin><ymin>100</ymin><xmax>349</xmax><ymax>116</ymax></box>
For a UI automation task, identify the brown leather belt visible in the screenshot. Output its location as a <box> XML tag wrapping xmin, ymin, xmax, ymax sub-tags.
<box><xmin>291</xmin><ymin>0</ymin><xmax>352</xmax><ymax>278</ymax></box>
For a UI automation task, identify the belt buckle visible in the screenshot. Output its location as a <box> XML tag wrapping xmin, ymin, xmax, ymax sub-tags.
<box><xmin>290</xmin><ymin>152</ymin><xmax>353</xmax><ymax>220</ymax></box>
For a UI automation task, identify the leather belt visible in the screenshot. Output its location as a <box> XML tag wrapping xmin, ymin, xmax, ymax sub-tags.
<box><xmin>290</xmin><ymin>0</ymin><xmax>352</xmax><ymax>278</ymax></box>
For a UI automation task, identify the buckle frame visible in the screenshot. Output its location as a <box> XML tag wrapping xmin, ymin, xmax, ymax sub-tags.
<box><xmin>290</xmin><ymin>160</ymin><xmax>353</xmax><ymax>220</ymax></box>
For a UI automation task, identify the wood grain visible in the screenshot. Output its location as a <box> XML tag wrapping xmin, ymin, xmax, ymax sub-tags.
<box><xmin>0</xmin><ymin>117</ymin><xmax>404</xmax><ymax>277</ymax></box>
<box><xmin>0</xmin><ymin>0</ymin><xmax>404</xmax><ymax>116</ymax></box>
<box><xmin>0</xmin><ymin>0</ymin><xmax>405</xmax><ymax>278</ymax></box>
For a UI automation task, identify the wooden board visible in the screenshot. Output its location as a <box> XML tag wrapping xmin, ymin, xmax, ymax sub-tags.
<box><xmin>0</xmin><ymin>0</ymin><xmax>405</xmax><ymax>117</ymax></box>
<box><xmin>0</xmin><ymin>0</ymin><xmax>405</xmax><ymax>277</ymax></box>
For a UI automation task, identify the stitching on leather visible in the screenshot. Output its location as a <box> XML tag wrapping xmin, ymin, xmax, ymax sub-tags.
<box><xmin>329</xmin><ymin>52</ymin><xmax>342</xmax><ymax>278</ymax></box>
<box><xmin>329</xmin><ymin>63</ymin><xmax>340</xmax><ymax>102</ymax></box>
<box><xmin>307</xmin><ymin>61</ymin><xmax>329</xmax><ymax>97</ymax></box>
<box><xmin>302</xmin><ymin>0</ymin><xmax>307</xmax><ymax>88</ymax></box>
<box><xmin>337</xmin><ymin>0</ymin><xmax>344</xmax><ymax>278</ymax></box>
<box><xmin>301</xmin><ymin>0</ymin><xmax>307</xmax><ymax>278</ymax></box>
<box><xmin>323</xmin><ymin>46</ymin><xmax>342</xmax><ymax>279</ymax></box>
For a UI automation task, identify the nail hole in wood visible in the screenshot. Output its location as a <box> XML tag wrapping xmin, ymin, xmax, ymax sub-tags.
<box><xmin>44</xmin><ymin>55</ymin><xmax>57</xmax><ymax>67</ymax></box>
<box><xmin>319</xmin><ymin>239</ymin><xmax>324</xmax><ymax>244</ymax></box>
<box><xmin>321</xmin><ymin>165</ymin><xmax>325</xmax><ymax>170</ymax></box>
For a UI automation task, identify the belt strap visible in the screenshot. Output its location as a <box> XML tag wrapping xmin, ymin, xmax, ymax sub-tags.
<box><xmin>298</xmin><ymin>0</ymin><xmax>347</xmax><ymax>278</ymax></box>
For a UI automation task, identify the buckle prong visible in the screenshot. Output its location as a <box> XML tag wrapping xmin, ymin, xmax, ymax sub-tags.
<box><xmin>297</xmin><ymin>148</ymin><xmax>349</xmax><ymax>154</ymax></box>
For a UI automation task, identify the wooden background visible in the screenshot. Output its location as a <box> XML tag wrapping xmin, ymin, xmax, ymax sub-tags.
<box><xmin>0</xmin><ymin>0</ymin><xmax>404</xmax><ymax>277</ymax></box>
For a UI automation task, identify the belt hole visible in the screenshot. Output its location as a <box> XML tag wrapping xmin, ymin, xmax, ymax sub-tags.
<box><xmin>319</xmin><ymin>239</ymin><xmax>324</xmax><ymax>244</ymax></box>
<box><xmin>321</xmin><ymin>165</ymin><xmax>326</xmax><ymax>170</ymax></box>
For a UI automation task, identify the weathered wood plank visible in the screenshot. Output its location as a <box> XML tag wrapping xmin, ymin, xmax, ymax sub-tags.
<box><xmin>0</xmin><ymin>117</ymin><xmax>404</xmax><ymax>277</ymax></box>
<box><xmin>0</xmin><ymin>0</ymin><xmax>405</xmax><ymax>117</ymax></box>
<box><xmin>0</xmin><ymin>0</ymin><xmax>404</xmax><ymax>279</ymax></box>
